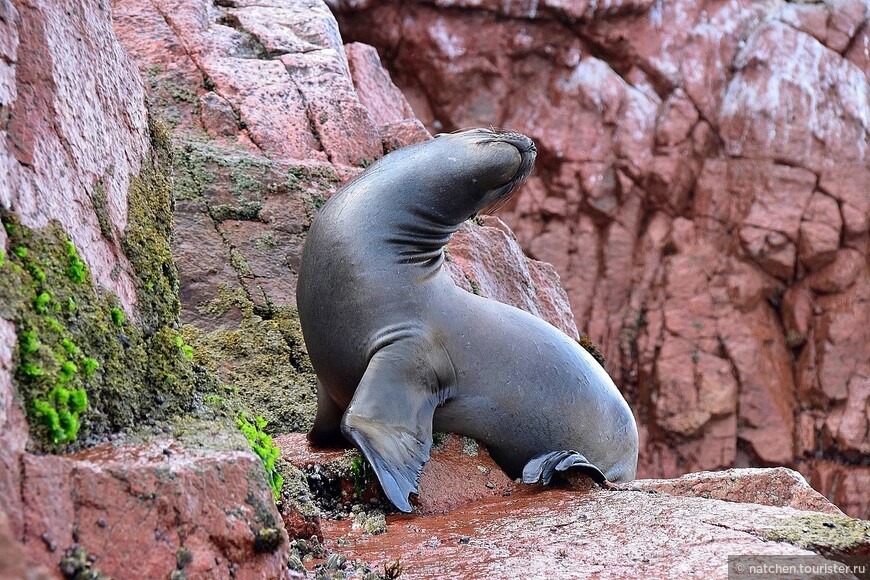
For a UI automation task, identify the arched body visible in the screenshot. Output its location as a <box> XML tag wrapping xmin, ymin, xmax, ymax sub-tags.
<box><xmin>297</xmin><ymin>128</ymin><xmax>638</xmax><ymax>512</ymax></box>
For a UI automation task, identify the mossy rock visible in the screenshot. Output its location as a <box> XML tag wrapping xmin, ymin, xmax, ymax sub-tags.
<box><xmin>182</xmin><ymin>286</ymin><xmax>317</xmax><ymax>434</ymax></box>
<box><xmin>0</xmin><ymin>117</ymin><xmax>219</xmax><ymax>450</ymax></box>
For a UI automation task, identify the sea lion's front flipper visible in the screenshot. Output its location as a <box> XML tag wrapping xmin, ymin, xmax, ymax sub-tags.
<box><xmin>522</xmin><ymin>450</ymin><xmax>607</xmax><ymax>485</ymax></box>
<box><xmin>340</xmin><ymin>343</ymin><xmax>440</xmax><ymax>513</ymax></box>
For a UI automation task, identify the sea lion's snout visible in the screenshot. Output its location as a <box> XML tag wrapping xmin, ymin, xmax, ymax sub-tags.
<box><xmin>480</xmin><ymin>129</ymin><xmax>536</xmax><ymax>181</ymax></box>
<box><xmin>487</xmin><ymin>131</ymin><xmax>537</xmax><ymax>197</ymax></box>
<box><xmin>469</xmin><ymin>129</ymin><xmax>537</xmax><ymax>187</ymax></box>
<box><xmin>432</xmin><ymin>127</ymin><xmax>538</xmax><ymax>216</ymax></box>
<box><xmin>482</xmin><ymin>141</ymin><xmax>524</xmax><ymax>186</ymax></box>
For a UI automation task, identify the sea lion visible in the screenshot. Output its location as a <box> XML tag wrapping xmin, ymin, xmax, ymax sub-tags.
<box><xmin>297</xmin><ymin>128</ymin><xmax>638</xmax><ymax>512</ymax></box>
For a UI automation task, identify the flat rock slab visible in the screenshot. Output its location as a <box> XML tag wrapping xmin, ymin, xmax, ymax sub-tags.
<box><xmin>630</xmin><ymin>467</ymin><xmax>844</xmax><ymax>515</ymax></box>
<box><xmin>281</xmin><ymin>431</ymin><xmax>868</xmax><ymax>578</ymax></box>
<box><xmin>320</xmin><ymin>487</ymin><xmax>855</xmax><ymax>579</ymax></box>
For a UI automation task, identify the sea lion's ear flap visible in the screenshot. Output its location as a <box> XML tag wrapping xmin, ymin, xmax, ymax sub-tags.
<box><xmin>340</xmin><ymin>342</ymin><xmax>439</xmax><ymax>513</ymax></box>
<box><xmin>522</xmin><ymin>450</ymin><xmax>607</xmax><ymax>486</ymax></box>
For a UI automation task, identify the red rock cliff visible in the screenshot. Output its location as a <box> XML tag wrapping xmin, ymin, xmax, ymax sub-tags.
<box><xmin>328</xmin><ymin>0</ymin><xmax>870</xmax><ymax>519</ymax></box>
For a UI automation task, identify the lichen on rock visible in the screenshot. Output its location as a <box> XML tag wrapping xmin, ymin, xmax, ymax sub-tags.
<box><xmin>182</xmin><ymin>286</ymin><xmax>318</xmax><ymax>434</ymax></box>
<box><xmin>762</xmin><ymin>514</ymin><xmax>870</xmax><ymax>558</ymax></box>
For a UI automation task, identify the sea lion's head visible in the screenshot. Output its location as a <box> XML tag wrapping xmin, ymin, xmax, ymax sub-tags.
<box><xmin>425</xmin><ymin>127</ymin><xmax>536</xmax><ymax>224</ymax></box>
<box><xmin>350</xmin><ymin>127</ymin><xmax>536</xmax><ymax>230</ymax></box>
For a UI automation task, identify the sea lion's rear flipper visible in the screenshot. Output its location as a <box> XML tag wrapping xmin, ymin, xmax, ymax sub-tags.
<box><xmin>340</xmin><ymin>343</ymin><xmax>440</xmax><ymax>513</ymax></box>
<box><xmin>522</xmin><ymin>450</ymin><xmax>607</xmax><ymax>485</ymax></box>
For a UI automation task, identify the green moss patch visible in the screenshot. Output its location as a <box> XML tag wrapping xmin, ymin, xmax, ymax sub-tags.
<box><xmin>238</xmin><ymin>413</ymin><xmax>283</xmax><ymax>500</ymax></box>
<box><xmin>171</xmin><ymin>138</ymin><xmax>338</xmax><ymax>223</ymax></box>
<box><xmin>125</xmin><ymin>117</ymin><xmax>183</xmax><ymax>334</ymax></box>
<box><xmin>0</xmin><ymin>118</ymin><xmax>218</xmax><ymax>450</ymax></box>
<box><xmin>172</xmin><ymin>139</ymin><xmax>274</xmax><ymax>203</ymax></box>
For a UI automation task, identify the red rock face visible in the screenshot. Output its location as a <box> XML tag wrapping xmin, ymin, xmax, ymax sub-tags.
<box><xmin>319</xmin><ymin>486</ymin><xmax>859</xmax><ymax>579</ymax></box>
<box><xmin>1</xmin><ymin>0</ymin><xmax>297</xmax><ymax>576</ymax></box>
<box><xmin>330</xmin><ymin>0</ymin><xmax>870</xmax><ymax>518</ymax></box>
<box><xmin>22</xmin><ymin>443</ymin><xmax>291</xmax><ymax>579</ymax></box>
<box><xmin>1</xmin><ymin>0</ymin><xmax>148</xmax><ymax>313</ymax></box>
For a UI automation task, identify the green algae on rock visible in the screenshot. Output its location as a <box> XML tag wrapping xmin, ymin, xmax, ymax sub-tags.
<box><xmin>124</xmin><ymin>117</ymin><xmax>184</xmax><ymax>334</ymax></box>
<box><xmin>239</xmin><ymin>413</ymin><xmax>284</xmax><ymax>500</ymax></box>
<box><xmin>0</xmin><ymin>215</ymin><xmax>210</xmax><ymax>449</ymax></box>
<box><xmin>172</xmin><ymin>138</ymin><xmax>276</xmax><ymax>204</ymax></box>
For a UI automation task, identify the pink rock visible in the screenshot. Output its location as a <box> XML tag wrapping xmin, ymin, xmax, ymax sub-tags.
<box><xmin>720</xmin><ymin>21</ymin><xmax>869</xmax><ymax>173</ymax></box>
<box><xmin>217</xmin><ymin>219</ymin><xmax>300</xmax><ymax>308</ymax></box>
<box><xmin>798</xmin><ymin>192</ymin><xmax>842</xmax><ymax>272</ymax></box>
<box><xmin>806</xmin><ymin>248</ymin><xmax>864</xmax><ymax>294</ymax></box>
<box><xmin>278</xmin><ymin>49</ymin><xmax>383</xmax><ymax>168</ymax></box>
<box><xmin>781</xmin><ymin>284</ymin><xmax>813</xmax><ymax>346</ymax></box>
<box><xmin>654</xmin><ymin>89</ymin><xmax>698</xmax><ymax>147</ymax></box>
<box><xmin>199</xmin><ymin>91</ymin><xmax>239</xmax><ymax>137</ymax></box>
<box><xmin>845</xmin><ymin>22</ymin><xmax>870</xmax><ymax>78</ymax></box>
<box><xmin>380</xmin><ymin>118</ymin><xmax>431</xmax><ymax>151</ymax></box>
<box><xmin>631</xmin><ymin>467</ymin><xmax>843</xmax><ymax>515</ymax></box>
<box><xmin>0</xmin><ymin>509</ymin><xmax>53</xmax><ymax>580</ymax></box>
<box><xmin>826</xmin><ymin>0</ymin><xmax>867</xmax><ymax>53</ymax></box>
<box><xmin>208</xmin><ymin>58</ymin><xmax>325</xmax><ymax>161</ymax></box>
<box><xmin>819</xmin><ymin>162</ymin><xmax>870</xmax><ymax>238</ymax></box>
<box><xmin>578</xmin><ymin>162</ymin><xmax>621</xmax><ymax>219</ymax></box>
<box><xmin>776</xmin><ymin>3</ymin><xmax>829</xmax><ymax>47</ymax></box>
<box><xmin>0</xmin><ymin>318</ymin><xmax>26</xmax><ymax>540</ymax></box>
<box><xmin>806</xmin><ymin>461</ymin><xmax>870</xmax><ymax>520</ymax></box>
<box><xmin>528</xmin><ymin>220</ymin><xmax>573</xmax><ymax>273</ymax></box>
<box><xmin>654</xmin><ymin>336</ymin><xmax>737</xmax><ymax>437</ymax></box>
<box><xmin>446</xmin><ymin>217</ymin><xmax>580</xmax><ymax>339</ymax></box>
<box><xmin>21</xmin><ymin>442</ymin><xmax>292</xmax><ymax>579</ymax></box>
<box><xmin>739</xmin><ymin>226</ymin><xmax>796</xmax><ymax>281</ymax></box>
<box><xmin>173</xmin><ymin>201</ymin><xmax>247</xmax><ymax>330</ymax></box>
<box><xmin>320</xmin><ymin>485</ymin><xmax>856</xmax><ymax>579</ymax></box>
<box><xmin>718</xmin><ymin>306</ymin><xmax>796</xmax><ymax>465</ymax></box>
<box><xmin>645</xmin><ymin>155</ymin><xmax>696</xmax><ymax>213</ymax></box>
<box><xmin>277</xmin><ymin>432</ymin><xmax>513</xmax><ymax>517</ymax></box>
<box><xmin>4</xmin><ymin>0</ymin><xmax>147</xmax><ymax>313</ymax></box>
<box><xmin>345</xmin><ymin>42</ymin><xmax>416</xmax><ymax>127</ymax></box>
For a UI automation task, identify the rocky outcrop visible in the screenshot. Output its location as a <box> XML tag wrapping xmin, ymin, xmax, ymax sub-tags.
<box><xmin>320</xmin><ymin>488</ymin><xmax>867</xmax><ymax>579</ymax></box>
<box><xmin>629</xmin><ymin>467</ymin><xmax>845</xmax><ymax>515</ymax></box>
<box><xmin>279</xmin><ymin>430</ymin><xmax>868</xmax><ymax>579</ymax></box>
<box><xmin>23</xmin><ymin>439</ymin><xmax>290</xmax><ymax>579</ymax></box>
<box><xmin>329</xmin><ymin>0</ymin><xmax>870</xmax><ymax>518</ymax></box>
<box><xmin>2</xmin><ymin>0</ymin><xmax>148</xmax><ymax>312</ymax></box>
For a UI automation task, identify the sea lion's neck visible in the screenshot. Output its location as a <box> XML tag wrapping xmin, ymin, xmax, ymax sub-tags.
<box><xmin>388</xmin><ymin>207</ymin><xmax>462</xmax><ymax>271</ymax></box>
<box><xmin>351</xmin><ymin>166</ymin><xmax>468</xmax><ymax>269</ymax></box>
